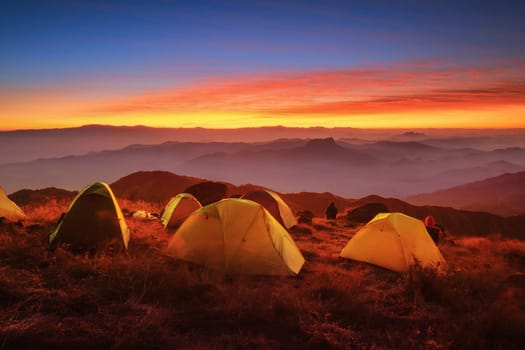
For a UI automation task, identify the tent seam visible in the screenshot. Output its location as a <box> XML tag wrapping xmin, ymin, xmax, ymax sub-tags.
<box><xmin>225</xmin><ymin>204</ymin><xmax>262</xmax><ymax>273</ymax></box>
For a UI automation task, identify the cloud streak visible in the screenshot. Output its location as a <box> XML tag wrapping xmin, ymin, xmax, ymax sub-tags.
<box><xmin>2</xmin><ymin>57</ymin><xmax>525</xmax><ymax>129</ymax></box>
<box><xmin>91</xmin><ymin>59</ymin><xmax>525</xmax><ymax>118</ymax></box>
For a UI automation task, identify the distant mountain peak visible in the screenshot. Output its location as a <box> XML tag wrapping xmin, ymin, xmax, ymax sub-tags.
<box><xmin>372</xmin><ymin>140</ymin><xmax>438</xmax><ymax>150</ymax></box>
<box><xmin>402</xmin><ymin>131</ymin><xmax>425</xmax><ymax>136</ymax></box>
<box><xmin>304</xmin><ymin>137</ymin><xmax>343</xmax><ymax>150</ymax></box>
<box><xmin>306</xmin><ymin>137</ymin><xmax>335</xmax><ymax>144</ymax></box>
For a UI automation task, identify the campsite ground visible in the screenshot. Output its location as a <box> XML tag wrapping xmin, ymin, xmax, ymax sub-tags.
<box><xmin>1</xmin><ymin>198</ymin><xmax>525</xmax><ymax>349</ymax></box>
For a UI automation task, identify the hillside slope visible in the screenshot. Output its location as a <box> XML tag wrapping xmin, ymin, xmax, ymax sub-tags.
<box><xmin>405</xmin><ymin>171</ymin><xmax>525</xmax><ymax>216</ymax></box>
<box><xmin>351</xmin><ymin>194</ymin><xmax>525</xmax><ymax>239</ymax></box>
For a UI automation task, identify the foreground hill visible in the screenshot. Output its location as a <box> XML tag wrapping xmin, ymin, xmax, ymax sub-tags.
<box><xmin>282</xmin><ymin>192</ymin><xmax>355</xmax><ymax>217</ymax></box>
<box><xmin>110</xmin><ymin>170</ymin><xmax>355</xmax><ymax>216</ymax></box>
<box><xmin>110</xmin><ymin>171</ymin><xmax>267</xmax><ymax>207</ymax></box>
<box><xmin>8</xmin><ymin>187</ymin><xmax>77</xmax><ymax>206</ymax></box>
<box><xmin>405</xmin><ymin>171</ymin><xmax>525</xmax><ymax>216</ymax></box>
<box><xmin>350</xmin><ymin>195</ymin><xmax>525</xmax><ymax>239</ymax></box>
<box><xmin>110</xmin><ymin>171</ymin><xmax>207</xmax><ymax>204</ymax></box>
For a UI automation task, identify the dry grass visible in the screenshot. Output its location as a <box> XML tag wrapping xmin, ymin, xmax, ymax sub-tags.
<box><xmin>1</xmin><ymin>201</ymin><xmax>525</xmax><ymax>349</ymax></box>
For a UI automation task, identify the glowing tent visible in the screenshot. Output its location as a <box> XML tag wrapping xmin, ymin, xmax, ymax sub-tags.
<box><xmin>49</xmin><ymin>182</ymin><xmax>130</xmax><ymax>250</ymax></box>
<box><xmin>161</xmin><ymin>193</ymin><xmax>202</xmax><ymax>229</ymax></box>
<box><xmin>340</xmin><ymin>212</ymin><xmax>446</xmax><ymax>273</ymax></box>
<box><xmin>166</xmin><ymin>198</ymin><xmax>305</xmax><ymax>275</ymax></box>
<box><xmin>0</xmin><ymin>186</ymin><xmax>25</xmax><ymax>221</ymax></box>
<box><xmin>241</xmin><ymin>189</ymin><xmax>297</xmax><ymax>229</ymax></box>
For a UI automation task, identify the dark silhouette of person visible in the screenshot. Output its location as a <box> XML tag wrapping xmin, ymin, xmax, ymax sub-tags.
<box><xmin>424</xmin><ymin>215</ymin><xmax>444</xmax><ymax>245</ymax></box>
<box><xmin>326</xmin><ymin>202</ymin><xmax>338</xmax><ymax>220</ymax></box>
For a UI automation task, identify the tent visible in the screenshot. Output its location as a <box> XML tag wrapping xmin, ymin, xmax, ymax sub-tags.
<box><xmin>49</xmin><ymin>182</ymin><xmax>130</xmax><ymax>250</ymax></box>
<box><xmin>340</xmin><ymin>212</ymin><xmax>446</xmax><ymax>273</ymax></box>
<box><xmin>0</xmin><ymin>186</ymin><xmax>25</xmax><ymax>221</ymax></box>
<box><xmin>166</xmin><ymin>198</ymin><xmax>305</xmax><ymax>275</ymax></box>
<box><xmin>161</xmin><ymin>193</ymin><xmax>202</xmax><ymax>229</ymax></box>
<box><xmin>241</xmin><ymin>189</ymin><xmax>297</xmax><ymax>229</ymax></box>
<box><xmin>184</xmin><ymin>181</ymin><xmax>228</xmax><ymax>206</ymax></box>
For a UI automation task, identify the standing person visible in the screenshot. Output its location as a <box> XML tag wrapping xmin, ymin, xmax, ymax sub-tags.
<box><xmin>326</xmin><ymin>202</ymin><xmax>338</xmax><ymax>220</ymax></box>
<box><xmin>424</xmin><ymin>215</ymin><xmax>444</xmax><ymax>245</ymax></box>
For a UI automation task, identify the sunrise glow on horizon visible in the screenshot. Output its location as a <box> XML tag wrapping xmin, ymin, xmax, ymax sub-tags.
<box><xmin>3</xmin><ymin>109</ymin><xmax>525</xmax><ymax>131</ymax></box>
<box><xmin>1</xmin><ymin>1</ymin><xmax>524</xmax><ymax>131</ymax></box>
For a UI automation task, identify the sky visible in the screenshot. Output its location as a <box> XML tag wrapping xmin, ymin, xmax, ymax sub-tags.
<box><xmin>1</xmin><ymin>0</ymin><xmax>524</xmax><ymax>130</ymax></box>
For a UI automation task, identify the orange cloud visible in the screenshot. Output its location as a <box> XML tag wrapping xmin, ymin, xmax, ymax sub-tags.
<box><xmin>2</xmin><ymin>57</ymin><xmax>525</xmax><ymax>129</ymax></box>
<box><xmin>91</xmin><ymin>61</ymin><xmax>525</xmax><ymax>119</ymax></box>
<box><xmin>271</xmin><ymin>83</ymin><xmax>525</xmax><ymax>115</ymax></box>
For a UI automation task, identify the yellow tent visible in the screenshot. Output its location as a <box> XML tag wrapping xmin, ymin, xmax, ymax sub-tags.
<box><xmin>241</xmin><ymin>189</ymin><xmax>297</xmax><ymax>229</ymax></box>
<box><xmin>166</xmin><ymin>198</ymin><xmax>305</xmax><ymax>275</ymax></box>
<box><xmin>0</xmin><ymin>186</ymin><xmax>25</xmax><ymax>221</ymax></box>
<box><xmin>340</xmin><ymin>212</ymin><xmax>447</xmax><ymax>273</ymax></box>
<box><xmin>161</xmin><ymin>193</ymin><xmax>202</xmax><ymax>229</ymax></box>
<box><xmin>49</xmin><ymin>182</ymin><xmax>130</xmax><ymax>250</ymax></box>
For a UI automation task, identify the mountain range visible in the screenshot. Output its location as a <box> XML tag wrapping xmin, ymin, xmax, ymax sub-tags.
<box><xmin>1</xmin><ymin>135</ymin><xmax>524</xmax><ymax>199</ymax></box>
<box><xmin>0</xmin><ymin>124</ymin><xmax>409</xmax><ymax>164</ymax></box>
<box><xmin>2</xmin><ymin>125</ymin><xmax>525</xmax><ymax>165</ymax></box>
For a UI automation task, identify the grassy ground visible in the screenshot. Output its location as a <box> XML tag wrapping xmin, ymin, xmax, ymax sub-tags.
<box><xmin>1</xmin><ymin>199</ymin><xmax>525</xmax><ymax>349</ymax></box>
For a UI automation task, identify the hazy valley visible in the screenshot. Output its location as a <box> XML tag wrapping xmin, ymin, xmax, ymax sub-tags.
<box><xmin>1</xmin><ymin>127</ymin><xmax>524</xmax><ymax>206</ymax></box>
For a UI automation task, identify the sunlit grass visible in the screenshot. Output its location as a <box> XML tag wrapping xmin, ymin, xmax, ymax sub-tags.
<box><xmin>0</xmin><ymin>199</ymin><xmax>524</xmax><ymax>348</ymax></box>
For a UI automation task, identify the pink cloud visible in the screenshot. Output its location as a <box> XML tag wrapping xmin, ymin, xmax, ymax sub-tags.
<box><xmin>91</xmin><ymin>58</ymin><xmax>525</xmax><ymax>116</ymax></box>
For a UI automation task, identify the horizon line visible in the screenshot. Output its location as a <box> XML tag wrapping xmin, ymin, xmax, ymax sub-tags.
<box><xmin>2</xmin><ymin>123</ymin><xmax>525</xmax><ymax>133</ymax></box>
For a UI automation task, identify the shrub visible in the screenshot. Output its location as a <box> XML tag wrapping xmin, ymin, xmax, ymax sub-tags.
<box><xmin>297</xmin><ymin>210</ymin><xmax>314</xmax><ymax>225</ymax></box>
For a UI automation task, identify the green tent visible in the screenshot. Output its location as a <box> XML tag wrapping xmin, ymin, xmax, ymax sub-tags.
<box><xmin>49</xmin><ymin>182</ymin><xmax>130</xmax><ymax>250</ymax></box>
<box><xmin>161</xmin><ymin>193</ymin><xmax>202</xmax><ymax>229</ymax></box>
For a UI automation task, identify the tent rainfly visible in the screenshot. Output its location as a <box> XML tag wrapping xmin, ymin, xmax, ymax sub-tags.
<box><xmin>166</xmin><ymin>198</ymin><xmax>305</xmax><ymax>275</ymax></box>
<box><xmin>161</xmin><ymin>193</ymin><xmax>202</xmax><ymax>229</ymax></box>
<box><xmin>0</xmin><ymin>186</ymin><xmax>25</xmax><ymax>221</ymax></box>
<box><xmin>241</xmin><ymin>189</ymin><xmax>297</xmax><ymax>229</ymax></box>
<box><xmin>340</xmin><ymin>212</ymin><xmax>447</xmax><ymax>273</ymax></box>
<box><xmin>49</xmin><ymin>182</ymin><xmax>130</xmax><ymax>250</ymax></box>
